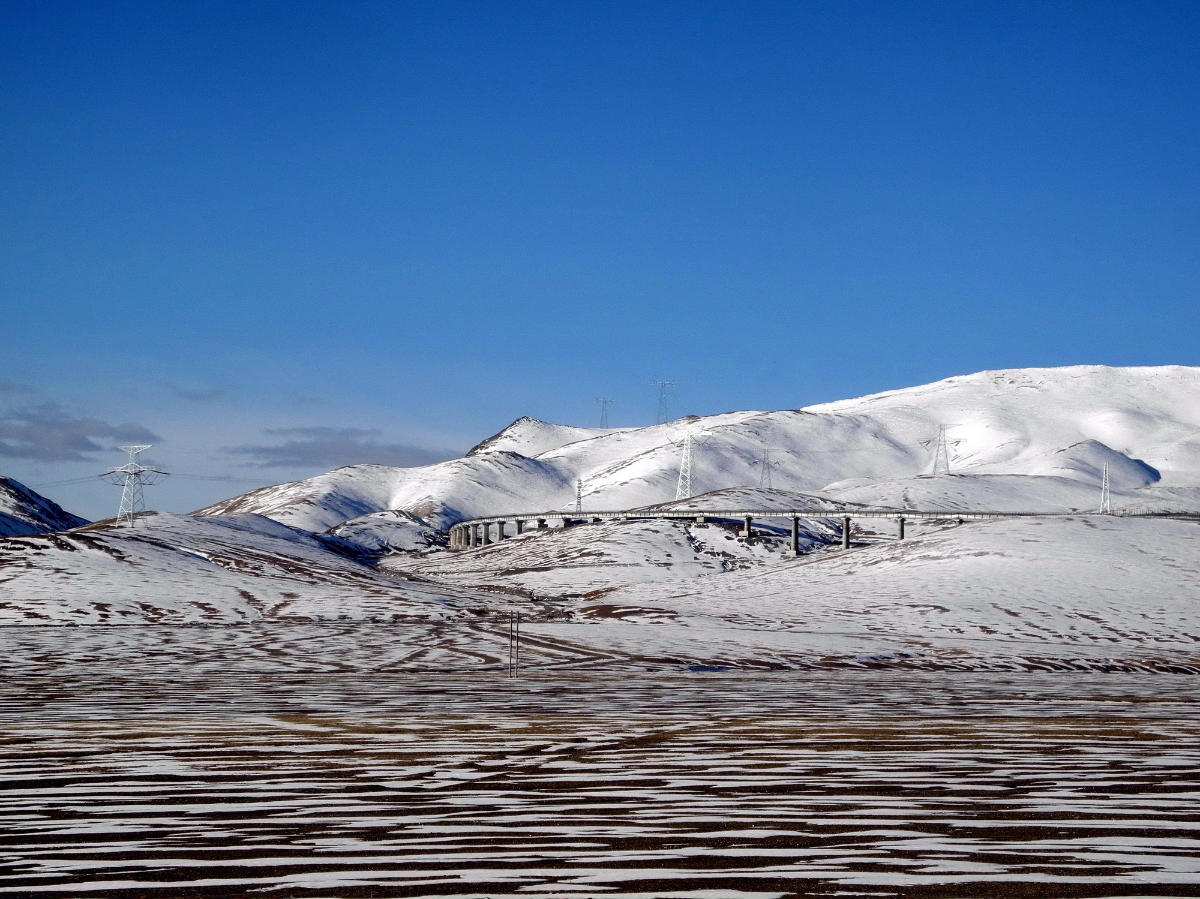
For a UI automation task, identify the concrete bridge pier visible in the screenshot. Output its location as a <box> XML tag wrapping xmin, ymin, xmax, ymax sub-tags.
<box><xmin>537</xmin><ymin>518</ymin><xmax>547</xmax><ymax>529</ymax></box>
<box><xmin>841</xmin><ymin>517</ymin><xmax>851</xmax><ymax>549</ymax></box>
<box><xmin>496</xmin><ymin>521</ymin><xmax>507</xmax><ymax>540</ymax></box>
<box><xmin>515</xmin><ymin>519</ymin><xmax>524</xmax><ymax>535</ymax></box>
<box><xmin>484</xmin><ymin>523</ymin><xmax>494</xmax><ymax>545</ymax></box>
<box><xmin>788</xmin><ymin>516</ymin><xmax>800</xmax><ymax>555</ymax></box>
<box><xmin>898</xmin><ymin>517</ymin><xmax>906</xmax><ymax>540</ymax></box>
<box><xmin>740</xmin><ymin>515</ymin><xmax>753</xmax><ymax>538</ymax></box>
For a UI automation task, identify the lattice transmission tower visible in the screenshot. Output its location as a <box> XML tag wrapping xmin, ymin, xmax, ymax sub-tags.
<box><xmin>755</xmin><ymin>448</ymin><xmax>777</xmax><ymax>490</ymax></box>
<box><xmin>653</xmin><ymin>379</ymin><xmax>676</xmax><ymax>425</ymax></box>
<box><xmin>673</xmin><ymin>427</ymin><xmax>708</xmax><ymax>501</ymax></box>
<box><xmin>1099</xmin><ymin>462</ymin><xmax>1112</xmax><ymax>514</ymax></box>
<box><xmin>595</xmin><ymin>397</ymin><xmax>614</xmax><ymax>428</ymax></box>
<box><xmin>920</xmin><ymin>425</ymin><xmax>960</xmax><ymax>476</ymax></box>
<box><xmin>101</xmin><ymin>444</ymin><xmax>169</xmax><ymax>527</ymax></box>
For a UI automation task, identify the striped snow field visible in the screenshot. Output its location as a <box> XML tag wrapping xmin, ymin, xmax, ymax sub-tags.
<box><xmin>2</xmin><ymin>670</ymin><xmax>1199</xmax><ymax>898</ymax></box>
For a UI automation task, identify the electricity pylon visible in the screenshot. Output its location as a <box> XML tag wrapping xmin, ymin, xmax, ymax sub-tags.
<box><xmin>101</xmin><ymin>445</ymin><xmax>168</xmax><ymax>527</ymax></box>
<box><xmin>595</xmin><ymin>397</ymin><xmax>614</xmax><ymax>428</ymax></box>
<box><xmin>920</xmin><ymin>425</ymin><xmax>960</xmax><ymax>475</ymax></box>
<box><xmin>754</xmin><ymin>448</ymin><xmax>776</xmax><ymax>490</ymax></box>
<box><xmin>575</xmin><ymin>478</ymin><xmax>583</xmax><ymax>513</ymax></box>
<box><xmin>1099</xmin><ymin>462</ymin><xmax>1112</xmax><ymax>514</ymax></box>
<box><xmin>673</xmin><ymin>427</ymin><xmax>708</xmax><ymax>500</ymax></box>
<box><xmin>653</xmin><ymin>379</ymin><xmax>676</xmax><ymax>425</ymax></box>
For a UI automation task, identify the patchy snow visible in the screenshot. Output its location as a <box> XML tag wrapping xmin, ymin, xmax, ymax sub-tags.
<box><xmin>383</xmin><ymin>516</ymin><xmax>834</xmax><ymax>599</ymax></box>
<box><xmin>328</xmin><ymin>509</ymin><xmax>446</xmax><ymax>555</ymax></box>
<box><xmin>0</xmin><ymin>512</ymin><xmax>474</xmax><ymax>625</ymax></box>
<box><xmin>3</xmin><ymin>671</ymin><xmax>1199</xmax><ymax>897</ymax></box>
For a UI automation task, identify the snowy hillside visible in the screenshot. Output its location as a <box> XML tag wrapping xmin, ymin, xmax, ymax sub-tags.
<box><xmin>198</xmin><ymin>365</ymin><xmax>1200</xmax><ymax>531</ymax></box>
<box><xmin>466</xmin><ymin>416</ymin><xmax>624</xmax><ymax>457</ymax></box>
<box><xmin>383</xmin><ymin>513</ymin><xmax>838</xmax><ymax>598</ymax></box>
<box><xmin>0</xmin><ymin>477</ymin><xmax>88</xmax><ymax>536</ymax></box>
<box><xmin>0</xmin><ymin>512</ymin><xmax>477</xmax><ymax>625</ymax></box>
<box><xmin>520</xmin><ymin>515</ymin><xmax>1200</xmax><ymax>673</ymax></box>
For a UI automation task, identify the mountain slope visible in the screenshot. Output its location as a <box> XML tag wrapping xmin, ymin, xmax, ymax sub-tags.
<box><xmin>530</xmin><ymin>515</ymin><xmax>1200</xmax><ymax>672</ymax></box>
<box><xmin>0</xmin><ymin>512</ymin><xmax>476</xmax><ymax>625</ymax></box>
<box><xmin>197</xmin><ymin>366</ymin><xmax>1200</xmax><ymax>532</ymax></box>
<box><xmin>0</xmin><ymin>477</ymin><xmax>89</xmax><ymax>536</ymax></box>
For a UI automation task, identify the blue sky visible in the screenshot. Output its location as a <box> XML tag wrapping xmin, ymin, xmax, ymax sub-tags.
<box><xmin>3</xmin><ymin>1</ymin><xmax>1198</xmax><ymax>519</ymax></box>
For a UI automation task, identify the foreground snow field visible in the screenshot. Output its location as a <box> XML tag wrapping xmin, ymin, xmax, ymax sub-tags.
<box><xmin>2</xmin><ymin>671</ymin><xmax>1198</xmax><ymax>899</ymax></box>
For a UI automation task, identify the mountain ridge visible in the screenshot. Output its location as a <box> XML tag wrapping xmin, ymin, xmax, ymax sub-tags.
<box><xmin>196</xmin><ymin>365</ymin><xmax>1200</xmax><ymax>532</ymax></box>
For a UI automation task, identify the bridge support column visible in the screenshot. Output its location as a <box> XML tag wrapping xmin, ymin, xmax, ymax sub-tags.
<box><xmin>497</xmin><ymin>521</ymin><xmax>507</xmax><ymax>540</ymax></box>
<box><xmin>695</xmin><ymin>515</ymin><xmax>707</xmax><ymax>524</ymax></box>
<box><xmin>789</xmin><ymin>516</ymin><xmax>800</xmax><ymax>555</ymax></box>
<box><xmin>591</xmin><ymin>516</ymin><xmax>602</xmax><ymax>524</ymax></box>
<box><xmin>898</xmin><ymin>517</ymin><xmax>906</xmax><ymax>540</ymax></box>
<box><xmin>561</xmin><ymin>518</ymin><xmax>572</xmax><ymax>529</ymax></box>
<box><xmin>452</xmin><ymin>527</ymin><xmax>461</xmax><ymax>548</ymax></box>
<box><xmin>841</xmin><ymin>517</ymin><xmax>851</xmax><ymax>549</ymax></box>
<box><xmin>537</xmin><ymin>518</ymin><xmax>547</xmax><ymax>529</ymax></box>
<box><xmin>483</xmin><ymin>523</ymin><xmax>493</xmax><ymax>545</ymax></box>
<box><xmin>741</xmin><ymin>515</ymin><xmax>753</xmax><ymax>538</ymax></box>
<box><xmin>516</xmin><ymin>519</ymin><xmax>524</xmax><ymax>535</ymax></box>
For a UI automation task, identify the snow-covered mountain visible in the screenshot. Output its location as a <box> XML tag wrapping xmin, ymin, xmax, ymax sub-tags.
<box><xmin>0</xmin><ymin>477</ymin><xmax>88</xmax><ymax>536</ymax></box>
<box><xmin>198</xmin><ymin>365</ymin><xmax>1200</xmax><ymax>531</ymax></box>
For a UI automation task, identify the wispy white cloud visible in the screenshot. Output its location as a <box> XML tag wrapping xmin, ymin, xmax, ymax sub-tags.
<box><xmin>225</xmin><ymin>426</ymin><xmax>457</xmax><ymax>469</ymax></box>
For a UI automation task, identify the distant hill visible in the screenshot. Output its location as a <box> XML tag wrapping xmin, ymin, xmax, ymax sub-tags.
<box><xmin>197</xmin><ymin>365</ymin><xmax>1200</xmax><ymax>531</ymax></box>
<box><xmin>0</xmin><ymin>477</ymin><xmax>88</xmax><ymax>536</ymax></box>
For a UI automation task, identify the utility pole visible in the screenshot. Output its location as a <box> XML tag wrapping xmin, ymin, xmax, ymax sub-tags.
<box><xmin>100</xmin><ymin>445</ymin><xmax>168</xmax><ymax>527</ymax></box>
<box><xmin>508</xmin><ymin>612</ymin><xmax>519</xmax><ymax>677</ymax></box>
<box><xmin>653</xmin><ymin>379</ymin><xmax>676</xmax><ymax>425</ymax></box>
<box><xmin>1099</xmin><ymin>462</ymin><xmax>1112</xmax><ymax>514</ymax></box>
<box><xmin>575</xmin><ymin>478</ymin><xmax>583</xmax><ymax>513</ymax></box>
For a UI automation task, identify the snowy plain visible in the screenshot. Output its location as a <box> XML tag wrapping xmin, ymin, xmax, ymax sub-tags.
<box><xmin>3</xmin><ymin>365</ymin><xmax>1200</xmax><ymax>898</ymax></box>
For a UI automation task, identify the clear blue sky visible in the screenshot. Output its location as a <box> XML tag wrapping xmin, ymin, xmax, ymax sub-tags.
<box><xmin>3</xmin><ymin>1</ymin><xmax>1198</xmax><ymax>518</ymax></box>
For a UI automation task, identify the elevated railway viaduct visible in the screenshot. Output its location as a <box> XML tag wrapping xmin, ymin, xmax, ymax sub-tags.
<box><xmin>448</xmin><ymin>509</ymin><xmax>1199</xmax><ymax>555</ymax></box>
